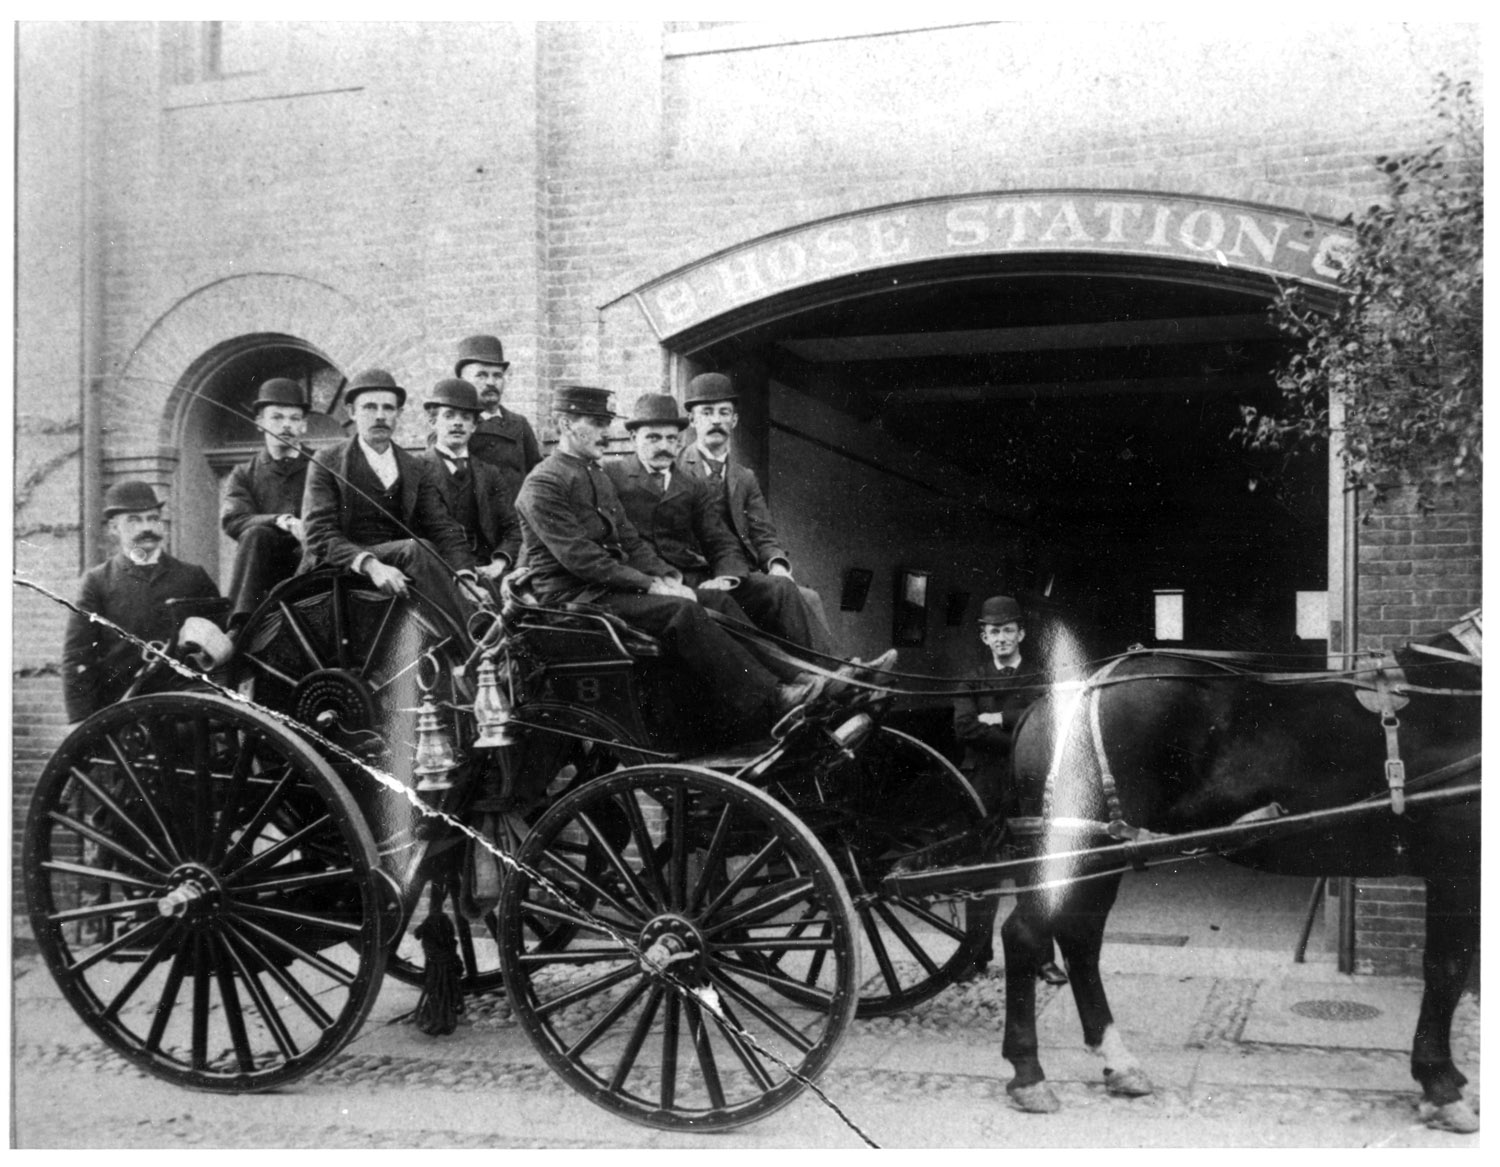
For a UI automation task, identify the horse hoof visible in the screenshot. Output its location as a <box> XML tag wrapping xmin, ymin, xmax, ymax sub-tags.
<box><xmin>1009</xmin><ymin>1082</ymin><xmax>1062</xmax><ymax>1113</ymax></box>
<box><xmin>1104</xmin><ymin>1067</ymin><xmax>1154</xmax><ymax>1098</ymax></box>
<box><xmin>1420</xmin><ymin>1100</ymin><xmax>1479</xmax><ymax>1134</ymax></box>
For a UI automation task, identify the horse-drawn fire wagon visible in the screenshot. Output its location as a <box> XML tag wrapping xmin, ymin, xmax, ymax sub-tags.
<box><xmin>21</xmin><ymin>571</ymin><xmax>1481</xmax><ymax>1133</ymax></box>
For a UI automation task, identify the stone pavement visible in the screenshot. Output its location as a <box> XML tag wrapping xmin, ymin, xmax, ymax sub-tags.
<box><xmin>9</xmin><ymin>937</ymin><xmax>1479</xmax><ymax>1149</ymax></box>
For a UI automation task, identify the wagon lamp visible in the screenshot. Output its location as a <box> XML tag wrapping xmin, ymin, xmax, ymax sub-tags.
<box><xmin>411</xmin><ymin>658</ymin><xmax>459</xmax><ymax>790</ymax></box>
<box><xmin>471</xmin><ymin>654</ymin><xmax>518</xmax><ymax>748</ymax></box>
<box><xmin>826</xmin><ymin>711</ymin><xmax>875</xmax><ymax>760</ymax></box>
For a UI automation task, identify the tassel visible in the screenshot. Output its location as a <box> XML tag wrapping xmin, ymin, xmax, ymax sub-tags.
<box><xmin>412</xmin><ymin>912</ymin><xmax>465</xmax><ymax>1036</ymax></box>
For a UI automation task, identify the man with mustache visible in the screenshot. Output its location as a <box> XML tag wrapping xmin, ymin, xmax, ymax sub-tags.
<box><xmin>605</xmin><ymin>393</ymin><xmax>835</xmax><ymax>656</ymax></box>
<box><xmin>62</xmin><ymin>480</ymin><xmax>221</xmax><ymax>724</ymax></box>
<box><xmin>221</xmin><ymin>377</ymin><xmax>313</xmax><ymax>630</ymax></box>
<box><xmin>416</xmin><ymin>378</ymin><xmax>521</xmax><ymax>602</ymax></box>
<box><xmin>677</xmin><ymin>372</ymin><xmax>838</xmax><ymax>657</ymax></box>
<box><xmin>513</xmin><ymin>385</ymin><xmax>826</xmax><ymax>744</ymax></box>
<box><xmin>452</xmin><ymin>333</ymin><xmax>542</xmax><ymax>505</ymax></box>
<box><xmin>300</xmin><ymin>369</ymin><xmax>483</xmax><ymax>625</ymax></box>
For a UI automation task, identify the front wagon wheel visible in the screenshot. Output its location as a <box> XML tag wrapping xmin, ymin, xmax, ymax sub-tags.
<box><xmin>499</xmin><ymin>765</ymin><xmax>860</xmax><ymax>1131</ymax></box>
<box><xmin>23</xmin><ymin>693</ymin><xmax>387</xmax><ymax>1091</ymax></box>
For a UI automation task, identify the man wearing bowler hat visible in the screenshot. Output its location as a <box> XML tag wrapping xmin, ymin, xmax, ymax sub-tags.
<box><xmin>953</xmin><ymin>593</ymin><xmax>1066</xmax><ymax>984</ymax></box>
<box><xmin>607</xmin><ymin>393</ymin><xmax>834</xmax><ymax>656</ymax></box>
<box><xmin>63</xmin><ymin>481</ymin><xmax>221</xmax><ymax>725</ymax></box>
<box><xmin>453</xmin><ymin>333</ymin><xmax>542</xmax><ymax>503</ymax></box>
<box><xmin>677</xmin><ymin>371</ymin><xmax>838</xmax><ymax>656</ymax></box>
<box><xmin>417</xmin><ymin>378</ymin><xmax>522</xmax><ymax>599</ymax></box>
<box><xmin>221</xmin><ymin>377</ymin><xmax>313</xmax><ymax>629</ymax></box>
<box><xmin>513</xmin><ymin>385</ymin><xmax>826</xmax><ymax>743</ymax></box>
<box><xmin>300</xmin><ymin>369</ymin><xmax>483</xmax><ymax>624</ymax></box>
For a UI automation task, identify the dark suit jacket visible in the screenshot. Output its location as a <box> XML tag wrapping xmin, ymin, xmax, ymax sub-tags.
<box><xmin>514</xmin><ymin>451</ymin><xmax>674</xmax><ymax>602</ymax></box>
<box><xmin>221</xmin><ymin>450</ymin><xmax>308</xmax><ymax>540</ymax></box>
<box><xmin>953</xmin><ymin>655</ymin><xmax>1041</xmax><ymax>812</ymax></box>
<box><xmin>469</xmin><ymin>408</ymin><xmax>543</xmax><ymax>503</ymax></box>
<box><xmin>62</xmin><ymin>552</ymin><xmax>221</xmax><ymax>721</ymax></box>
<box><xmin>299</xmin><ymin>437</ymin><xmax>475</xmax><ymax>574</ymax></box>
<box><xmin>603</xmin><ymin>456</ymin><xmax>743</xmax><ymax>579</ymax></box>
<box><xmin>416</xmin><ymin>449</ymin><xmax>522</xmax><ymax>568</ymax></box>
<box><xmin>677</xmin><ymin>443</ymin><xmax>787</xmax><ymax>575</ymax></box>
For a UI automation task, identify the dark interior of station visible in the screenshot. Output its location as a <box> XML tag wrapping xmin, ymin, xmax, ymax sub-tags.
<box><xmin>697</xmin><ymin>260</ymin><xmax>1330</xmax><ymax>664</ymax></box>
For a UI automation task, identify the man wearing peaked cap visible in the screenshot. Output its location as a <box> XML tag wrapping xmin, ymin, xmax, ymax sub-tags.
<box><xmin>221</xmin><ymin>377</ymin><xmax>313</xmax><ymax>629</ymax></box>
<box><xmin>416</xmin><ymin>378</ymin><xmax>521</xmax><ymax>599</ymax></box>
<box><xmin>513</xmin><ymin>385</ymin><xmax>827</xmax><ymax>743</ymax></box>
<box><xmin>605</xmin><ymin>393</ymin><xmax>826</xmax><ymax>657</ymax></box>
<box><xmin>299</xmin><ymin>368</ymin><xmax>484</xmax><ymax>625</ymax></box>
<box><xmin>63</xmin><ymin>481</ymin><xmax>221</xmax><ymax>724</ymax></box>
<box><xmin>452</xmin><ymin>333</ymin><xmax>541</xmax><ymax>504</ymax></box>
<box><xmin>678</xmin><ymin>371</ymin><xmax>841</xmax><ymax>657</ymax></box>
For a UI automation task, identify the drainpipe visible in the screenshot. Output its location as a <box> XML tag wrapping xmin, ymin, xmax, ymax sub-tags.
<box><xmin>79</xmin><ymin>21</ymin><xmax>104</xmax><ymax>569</ymax></box>
<box><xmin>1332</xmin><ymin>388</ymin><xmax>1359</xmax><ymax>975</ymax></box>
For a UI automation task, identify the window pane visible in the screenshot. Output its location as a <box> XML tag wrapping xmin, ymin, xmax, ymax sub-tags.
<box><xmin>1154</xmin><ymin>590</ymin><xmax>1184</xmax><ymax>641</ymax></box>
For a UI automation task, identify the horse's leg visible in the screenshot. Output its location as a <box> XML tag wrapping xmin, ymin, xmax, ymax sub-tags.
<box><xmin>1001</xmin><ymin>893</ymin><xmax>1062</xmax><ymax>1112</ymax></box>
<box><xmin>1413</xmin><ymin>875</ymin><xmax>1479</xmax><ymax>1133</ymax></box>
<box><xmin>1050</xmin><ymin>871</ymin><xmax>1153</xmax><ymax>1098</ymax></box>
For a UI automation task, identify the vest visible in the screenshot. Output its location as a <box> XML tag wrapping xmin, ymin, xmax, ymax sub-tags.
<box><xmin>346</xmin><ymin>447</ymin><xmax>407</xmax><ymax>547</ymax></box>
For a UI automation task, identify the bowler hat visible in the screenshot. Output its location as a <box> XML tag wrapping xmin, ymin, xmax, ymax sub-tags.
<box><xmin>552</xmin><ymin>385</ymin><xmax>615</xmax><ymax>420</ymax></box>
<box><xmin>624</xmin><ymin>393</ymin><xmax>689</xmax><ymax>431</ymax></box>
<box><xmin>423</xmin><ymin>378</ymin><xmax>483</xmax><ymax>414</ymax></box>
<box><xmin>250</xmin><ymin>377</ymin><xmax>310</xmax><ymax>414</ymax></box>
<box><xmin>344</xmin><ymin>369</ymin><xmax>407</xmax><ymax>408</ymax></box>
<box><xmin>454</xmin><ymin>334</ymin><xmax>510</xmax><ymax>376</ymax></box>
<box><xmin>103</xmin><ymin>480</ymin><xmax>162</xmax><ymax>518</ymax></box>
<box><xmin>978</xmin><ymin>595</ymin><xmax>1024</xmax><ymax>626</ymax></box>
<box><xmin>683</xmin><ymin>372</ymin><xmax>737</xmax><ymax>408</ymax></box>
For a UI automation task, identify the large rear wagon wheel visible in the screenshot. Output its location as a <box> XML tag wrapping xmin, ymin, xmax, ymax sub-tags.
<box><xmin>23</xmin><ymin>693</ymin><xmax>387</xmax><ymax>1091</ymax></box>
<box><xmin>499</xmin><ymin>765</ymin><xmax>859</xmax><ymax>1131</ymax></box>
<box><xmin>770</xmin><ymin>725</ymin><xmax>990</xmax><ymax>1016</ymax></box>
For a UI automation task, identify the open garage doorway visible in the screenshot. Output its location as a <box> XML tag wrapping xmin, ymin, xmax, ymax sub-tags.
<box><xmin>675</xmin><ymin>261</ymin><xmax>1332</xmax><ymax>960</ymax></box>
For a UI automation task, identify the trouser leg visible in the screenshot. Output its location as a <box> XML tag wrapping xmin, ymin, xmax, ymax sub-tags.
<box><xmin>227</xmin><ymin>525</ymin><xmax>301</xmax><ymax>627</ymax></box>
<box><xmin>692</xmin><ymin>584</ymin><xmax>808</xmax><ymax>682</ymax></box>
<box><xmin>369</xmin><ymin>539</ymin><xmax>476</xmax><ymax>630</ymax></box>
<box><xmin>732</xmin><ymin>573</ymin><xmax>817</xmax><ymax>649</ymax></box>
<box><xmin>795</xmin><ymin>582</ymin><xmax>839</xmax><ymax>656</ymax></box>
<box><xmin>598</xmin><ymin>592</ymin><xmax>783</xmax><ymax>737</ymax></box>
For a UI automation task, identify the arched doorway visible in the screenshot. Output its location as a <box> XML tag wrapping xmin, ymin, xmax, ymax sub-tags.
<box><xmin>171</xmin><ymin>333</ymin><xmax>346</xmax><ymax>587</ymax></box>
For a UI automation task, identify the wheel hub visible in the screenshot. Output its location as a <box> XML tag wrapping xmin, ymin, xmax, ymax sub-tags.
<box><xmin>293</xmin><ymin>668</ymin><xmax>378</xmax><ymax>737</ymax></box>
<box><xmin>638</xmin><ymin>914</ymin><xmax>706</xmax><ymax>979</ymax></box>
<box><xmin>157</xmin><ymin>862</ymin><xmax>220</xmax><ymax>921</ymax></box>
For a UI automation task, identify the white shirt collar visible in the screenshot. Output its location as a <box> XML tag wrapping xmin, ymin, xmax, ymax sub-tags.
<box><xmin>357</xmin><ymin>436</ymin><xmax>400</xmax><ymax>487</ymax></box>
<box><xmin>127</xmin><ymin>546</ymin><xmax>163</xmax><ymax>566</ymax></box>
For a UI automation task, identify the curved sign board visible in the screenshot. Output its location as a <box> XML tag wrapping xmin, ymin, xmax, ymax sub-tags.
<box><xmin>629</xmin><ymin>191</ymin><xmax>1352</xmax><ymax>340</ymax></box>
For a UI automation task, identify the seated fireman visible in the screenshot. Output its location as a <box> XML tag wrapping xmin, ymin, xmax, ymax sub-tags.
<box><xmin>221</xmin><ymin>377</ymin><xmax>312</xmax><ymax>630</ymax></box>
<box><xmin>512</xmin><ymin>384</ymin><xmax>826</xmax><ymax>743</ymax></box>
<box><xmin>299</xmin><ymin>368</ymin><xmax>484</xmax><ymax>625</ymax></box>
<box><xmin>416</xmin><ymin>378</ymin><xmax>522</xmax><ymax>600</ymax></box>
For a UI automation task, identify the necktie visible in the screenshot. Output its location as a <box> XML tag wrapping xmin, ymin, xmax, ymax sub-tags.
<box><xmin>708</xmin><ymin>460</ymin><xmax>724</xmax><ymax>482</ymax></box>
<box><xmin>449</xmin><ymin>458</ymin><xmax>469</xmax><ymax>481</ymax></box>
<box><xmin>653</xmin><ymin>470</ymin><xmax>667</xmax><ymax>491</ymax></box>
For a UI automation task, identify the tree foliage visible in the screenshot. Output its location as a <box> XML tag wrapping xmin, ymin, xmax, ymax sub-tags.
<box><xmin>1240</xmin><ymin>75</ymin><xmax>1482</xmax><ymax>502</ymax></box>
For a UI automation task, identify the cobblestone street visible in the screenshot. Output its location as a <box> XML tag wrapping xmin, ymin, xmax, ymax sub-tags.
<box><xmin>11</xmin><ymin>940</ymin><xmax>1479</xmax><ymax>1149</ymax></box>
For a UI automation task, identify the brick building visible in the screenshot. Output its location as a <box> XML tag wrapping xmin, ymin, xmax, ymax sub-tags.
<box><xmin>13</xmin><ymin>21</ymin><xmax>1481</xmax><ymax>970</ymax></box>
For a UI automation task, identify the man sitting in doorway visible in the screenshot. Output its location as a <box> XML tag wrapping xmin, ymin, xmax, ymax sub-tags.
<box><xmin>221</xmin><ymin>377</ymin><xmax>312</xmax><ymax>630</ymax></box>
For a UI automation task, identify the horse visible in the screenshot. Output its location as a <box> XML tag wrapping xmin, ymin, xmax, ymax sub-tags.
<box><xmin>1000</xmin><ymin>619</ymin><xmax>1481</xmax><ymax>1132</ymax></box>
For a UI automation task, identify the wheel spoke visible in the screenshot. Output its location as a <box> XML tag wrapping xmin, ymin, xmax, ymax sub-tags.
<box><xmin>698</xmin><ymin>837</ymin><xmax>780</xmax><ymax>920</ymax></box>
<box><xmin>361</xmin><ymin>595</ymin><xmax>401</xmax><ymax>677</ymax></box>
<box><xmin>223</xmin><ymin>812</ymin><xmax>335</xmax><ymax>884</ymax></box>
<box><xmin>608</xmin><ymin>984</ymin><xmax>664</xmax><ymax>1091</ymax></box>
<box><xmin>220</xmin><ymin>919</ymin><xmax>339</xmax><ymax>1028</ymax></box>
<box><xmin>65</xmin><ymin>913</ymin><xmax>175</xmax><ymax>975</ymax></box>
<box><xmin>704</xmin><ymin>875</ymin><xmax>819</xmax><ymax>937</ymax></box>
<box><xmin>702</xmin><ymin>989</ymin><xmax>776</xmax><ymax>1090</ymax></box>
<box><xmin>100</xmin><ymin>924</ymin><xmax>178</xmax><ymax>1020</ymax></box>
<box><xmin>871</xmin><ymin>899</ymin><xmax>942</xmax><ymax>975</ymax></box>
<box><xmin>233</xmin><ymin>899</ymin><xmax>364</xmax><ymax>940</ymax></box>
<box><xmin>278</xmin><ymin>599</ymin><xmax>328</xmax><ymax>673</ymax></box>
<box><xmin>215</xmin><ymin>766</ymin><xmax>301</xmax><ymax>873</ymax></box>
<box><xmin>888</xmin><ymin>896</ymin><xmax>972</xmax><ymax>941</ymax></box>
<box><xmin>191</xmin><ymin>930</ymin><xmax>212</xmax><ymax>1070</ymax></box>
<box><xmin>66</xmin><ymin>766</ymin><xmax>173</xmax><ymax>870</ymax></box>
<box><xmin>210</xmin><ymin>931</ymin><xmax>258</xmax><ymax>1073</ymax></box>
<box><xmin>684</xmin><ymin>996</ymin><xmax>726</xmax><ymax>1109</ymax></box>
<box><xmin>667</xmin><ymin>786</ymin><xmax>689</xmax><ymax>910</ymax></box>
<box><xmin>238</xmin><ymin>649</ymin><xmax>300</xmax><ymax>689</ymax></box>
<box><xmin>858</xmin><ymin>902</ymin><xmax>902</xmax><ymax>993</ymax></box>
<box><xmin>207</xmin><ymin>734</ymin><xmax>260</xmax><ymax>863</ymax></box>
<box><xmin>232</xmin><ymin>865</ymin><xmax>360</xmax><ymax>897</ymax></box>
<box><xmin>517</xmin><ymin>945</ymin><xmax>636</xmax><ymax>967</ymax></box>
<box><xmin>712</xmin><ymin>935</ymin><xmax>838</xmax><ymax>954</ymax></box>
<box><xmin>144</xmin><ymin>941</ymin><xmax>192</xmax><ymax>1054</ymax></box>
<box><xmin>659</xmin><ymin>988</ymin><xmax>680</xmax><ymax>1110</ymax></box>
<box><xmin>217</xmin><ymin>923</ymin><xmax>301</xmax><ymax>1058</ymax></box>
<box><xmin>713</xmin><ymin>951</ymin><xmax>839</xmax><ymax>1009</ymax></box>
<box><xmin>578</xmin><ymin>806</ymin><xmax>660</xmax><ymax>916</ymax></box>
<box><xmin>686</xmin><ymin>802</ymin><xmax>735</xmax><ymax>915</ymax></box>
<box><xmin>329</xmin><ymin>575</ymin><xmax>351</xmax><ymax>670</ymax></box>
<box><xmin>103</xmin><ymin>731</ymin><xmax>185</xmax><ymax>865</ymax></box>
<box><xmin>40</xmin><ymin>858</ymin><xmax>164</xmax><ymax>894</ymax></box>
<box><xmin>563</xmin><ymin>975</ymin><xmax>652</xmax><ymax>1060</ymax></box>
<box><xmin>707</xmin><ymin>966</ymin><xmax>816</xmax><ymax>1052</ymax></box>
<box><xmin>229</xmin><ymin>915</ymin><xmax>359</xmax><ymax>989</ymax></box>
<box><xmin>532</xmin><ymin>962</ymin><xmax>639</xmax><ymax>1018</ymax></box>
<box><xmin>44</xmin><ymin>809</ymin><xmax>169</xmax><ymax>882</ymax></box>
<box><xmin>526</xmin><ymin>846</ymin><xmax>646</xmax><ymax>927</ymax></box>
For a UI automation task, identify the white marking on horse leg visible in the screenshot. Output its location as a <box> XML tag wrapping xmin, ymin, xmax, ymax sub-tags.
<box><xmin>1088</xmin><ymin>1024</ymin><xmax>1140</xmax><ymax>1073</ymax></box>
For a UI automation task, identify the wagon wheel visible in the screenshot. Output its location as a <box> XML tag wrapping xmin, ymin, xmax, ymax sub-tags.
<box><xmin>769</xmin><ymin>725</ymin><xmax>990</xmax><ymax>1016</ymax></box>
<box><xmin>499</xmin><ymin>764</ymin><xmax>860</xmax><ymax>1131</ymax></box>
<box><xmin>23</xmin><ymin>692</ymin><xmax>387</xmax><ymax>1091</ymax></box>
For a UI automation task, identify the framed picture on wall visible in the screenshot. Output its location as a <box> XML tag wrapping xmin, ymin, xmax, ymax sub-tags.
<box><xmin>893</xmin><ymin>568</ymin><xmax>929</xmax><ymax>646</ymax></box>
